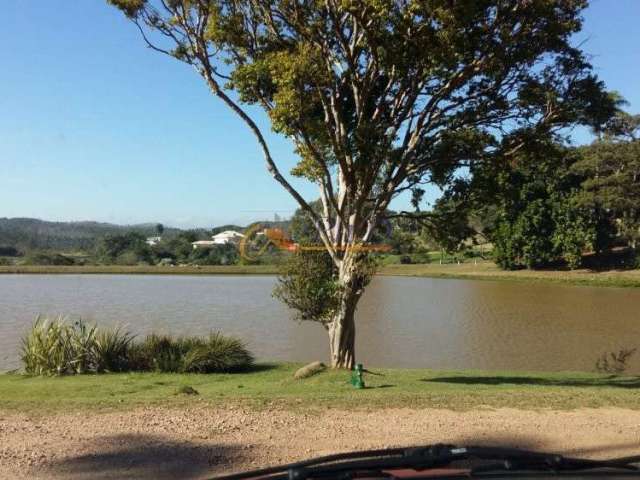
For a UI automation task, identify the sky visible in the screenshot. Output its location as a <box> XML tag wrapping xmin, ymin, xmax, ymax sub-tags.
<box><xmin>1</xmin><ymin>1</ymin><xmax>639</xmax><ymax>229</ymax></box>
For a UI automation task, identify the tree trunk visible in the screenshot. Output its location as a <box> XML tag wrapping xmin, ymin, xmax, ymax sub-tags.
<box><xmin>327</xmin><ymin>257</ymin><xmax>364</xmax><ymax>369</ymax></box>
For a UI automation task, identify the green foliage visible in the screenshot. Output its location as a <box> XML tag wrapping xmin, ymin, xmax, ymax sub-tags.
<box><xmin>20</xmin><ymin>317</ymin><xmax>133</xmax><ymax>376</ymax></box>
<box><xmin>20</xmin><ymin>318</ymin><xmax>253</xmax><ymax>376</ymax></box>
<box><xmin>92</xmin><ymin>326</ymin><xmax>135</xmax><ymax>372</ymax></box>
<box><xmin>182</xmin><ymin>333</ymin><xmax>255</xmax><ymax>373</ymax></box>
<box><xmin>97</xmin><ymin>232</ymin><xmax>152</xmax><ymax>264</ymax></box>
<box><xmin>274</xmin><ymin>251</ymin><xmax>340</xmax><ymax>325</ymax></box>
<box><xmin>422</xmin><ymin>190</ymin><xmax>475</xmax><ymax>257</ymax></box>
<box><xmin>175</xmin><ymin>385</ymin><xmax>199</xmax><ymax>395</ymax></box>
<box><xmin>23</xmin><ymin>252</ymin><xmax>75</xmax><ymax>266</ymax></box>
<box><xmin>133</xmin><ymin>333</ymin><xmax>253</xmax><ymax>373</ymax></box>
<box><xmin>466</xmin><ymin>141</ymin><xmax>608</xmax><ymax>270</ymax></box>
<box><xmin>0</xmin><ymin>218</ymin><xmax>180</xmax><ymax>253</ymax></box>
<box><xmin>573</xmin><ymin>138</ymin><xmax>640</xmax><ymax>249</ymax></box>
<box><xmin>135</xmin><ymin>334</ymin><xmax>188</xmax><ymax>373</ymax></box>
<box><xmin>190</xmin><ymin>243</ymin><xmax>238</xmax><ymax>265</ymax></box>
<box><xmin>21</xmin><ymin>317</ymin><xmax>76</xmax><ymax>376</ymax></box>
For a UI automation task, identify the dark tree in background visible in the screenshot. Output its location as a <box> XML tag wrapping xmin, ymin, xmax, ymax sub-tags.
<box><xmin>573</xmin><ymin>111</ymin><xmax>640</xmax><ymax>250</ymax></box>
<box><xmin>108</xmin><ymin>0</ymin><xmax>613</xmax><ymax>367</ymax></box>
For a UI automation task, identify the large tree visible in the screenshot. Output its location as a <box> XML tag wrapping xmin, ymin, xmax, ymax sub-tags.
<box><xmin>573</xmin><ymin>111</ymin><xmax>640</xmax><ymax>249</ymax></box>
<box><xmin>108</xmin><ymin>0</ymin><xmax>613</xmax><ymax>367</ymax></box>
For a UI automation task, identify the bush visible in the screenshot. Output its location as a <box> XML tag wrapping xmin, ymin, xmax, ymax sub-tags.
<box><xmin>23</xmin><ymin>252</ymin><xmax>75</xmax><ymax>266</ymax></box>
<box><xmin>93</xmin><ymin>325</ymin><xmax>134</xmax><ymax>372</ymax></box>
<box><xmin>20</xmin><ymin>318</ymin><xmax>254</xmax><ymax>375</ymax></box>
<box><xmin>136</xmin><ymin>334</ymin><xmax>189</xmax><ymax>372</ymax></box>
<box><xmin>182</xmin><ymin>333</ymin><xmax>254</xmax><ymax>373</ymax></box>
<box><xmin>21</xmin><ymin>317</ymin><xmax>132</xmax><ymax>375</ymax></box>
<box><xmin>21</xmin><ymin>316</ymin><xmax>76</xmax><ymax>375</ymax></box>
<box><xmin>136</xmin><ymin>333</ymin><xmax>253</xmax><ymax>373</ymax></box>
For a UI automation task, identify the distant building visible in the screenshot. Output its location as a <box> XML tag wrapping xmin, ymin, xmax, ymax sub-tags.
<box><xmin>191</xmin><ymin>230</ymin><xmax>245</xmax><ymax>250</ymax></box>
<box><xmin>146</xmin><ymin>236</ymin><xmax>162</xmax><ymax>246</ymax></box>
<box><xmin>211</xmin><ymin>230</ymin><xmax>245</xmax><ymax>245</ymax></box>
<box><xmin>191</xmin><ymin>240</ymin><xmax>217</xmax><ymax>250</ymax></box>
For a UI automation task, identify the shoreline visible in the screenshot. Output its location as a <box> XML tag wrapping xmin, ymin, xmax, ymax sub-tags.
<box><xmin>2</xmin><ymin>262</ymin><xmax>640</xmax><ymax>288</ymax></box>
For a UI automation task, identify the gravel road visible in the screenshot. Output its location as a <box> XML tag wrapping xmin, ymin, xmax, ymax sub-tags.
<box><xmin>2</xmin><ymin>406</ymin><xmax>640</xmax><ymax>479</ymax></box>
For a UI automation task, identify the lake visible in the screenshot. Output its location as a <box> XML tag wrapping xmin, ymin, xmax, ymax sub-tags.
<box><xmin>1</xmin><ymin>274</ymin><xmax>639</xmax><ymax>372</ymax></box>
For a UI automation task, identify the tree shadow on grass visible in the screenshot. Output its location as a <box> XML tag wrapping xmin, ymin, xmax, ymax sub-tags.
<box><xmin>244</xmin><ymin>362</ymin><xmax>281</xmax><ymax>373</ymax></box>
<box><xmin>423</xmin><ymin>374</ymin><xmax>640</xmax><ymax>389</ymax></box>
<box><xmin>48</xmin><ymin>434</ymin><xmax>247</xmax><ymax>480</ymax></box>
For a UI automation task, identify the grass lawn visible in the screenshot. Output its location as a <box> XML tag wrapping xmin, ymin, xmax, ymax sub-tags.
<box><xmin>379</xmin><ymin>262</ymin><xmax>640</xmax><ymax>288</ymax></box>
<box><xmin>2</xmin><ymin>363</ymin><xmax>639</xmax><ymax>413</ymax></box>
<box><xmin>3</xmin><ymin>262</ymin><xmax>640</xmax><ymax>288</ymax></box>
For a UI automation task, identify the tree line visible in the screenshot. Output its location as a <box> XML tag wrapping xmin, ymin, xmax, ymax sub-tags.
<box><xmin>426</xmin><ymin>109</ymin><xmax>640</xmax><ymax>270</ymax></box>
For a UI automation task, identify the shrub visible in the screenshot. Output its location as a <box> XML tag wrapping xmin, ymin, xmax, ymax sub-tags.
<box><xmin>596</xmin><ymin>348</ymin><xmax>637</xmax><ymax>374</ymax></box>
<box><xmin>23</xmin><ymin>252</ymin><xmax>75</xmax><ymax>266</ymax></box>
<box><xmin>68</xmin><ymin>320</ymin><xmax>98</xmax><ymax>374</ymax></box>
<box><xmin>20</xmin><ymin>318</ymin><xmax>253</xmax><ymax>375</ymax></box>
<box><xmin>93</xmin><ymin>325</ymin><xmax>134</xmax><ymax>372</ymax></box>
<box><xmin>182</xmin><ymin>333</ymin><xmax>254</xmax><ymax>373</ymax></box>
<box><xmin>136</xmin><ymin>334</ymin><xmax>189</xmax><ymax>372</ymax></box>
<box><xmin>20</xmin><ymin>317</ymin><xmax>133</xmax><ymax>375</ymax></box>
<box><xmin>21</xmin><ymin>316</ymin><xmax>75</xmax><ymax>375</ymax></box>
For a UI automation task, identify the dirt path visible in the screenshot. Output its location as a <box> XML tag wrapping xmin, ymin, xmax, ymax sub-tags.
<box><xmin>2</xmin><ymin>406</ymin><xmax>640</xmax><ymax>479</ymax></box>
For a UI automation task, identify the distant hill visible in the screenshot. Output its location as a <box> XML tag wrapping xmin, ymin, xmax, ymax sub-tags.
<box><xmin>0</xmin><ymin>218</ymin><xmax>182</xmax><ymax>252</ymax></box>
<box><xmin>0</xmin><ymin>217</ymin><xmax>291</xmax><ymax>253</ymax></box>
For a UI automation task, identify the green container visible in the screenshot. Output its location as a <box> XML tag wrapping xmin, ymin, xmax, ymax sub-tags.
<box><xmin>351</xmin><ymin>363</ymin><xmax>365</xmax><ymax>389</ymax></box>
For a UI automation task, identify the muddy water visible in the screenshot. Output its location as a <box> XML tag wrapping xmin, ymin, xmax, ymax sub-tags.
<box><xmin>1</xmin><ymin>274</ymin><xmax>639</xmax><ymax>372</ymax></box>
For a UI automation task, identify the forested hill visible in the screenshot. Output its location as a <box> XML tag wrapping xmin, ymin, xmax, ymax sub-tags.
<box><xmin>0</xmin><ymin>218</ymin><xmax>183</xmax><ymax>252</ymax></box>
<box><xmin>0</xmin><ymin>218</ymin><xmax>292</xmax><ymax>253</ymax></box>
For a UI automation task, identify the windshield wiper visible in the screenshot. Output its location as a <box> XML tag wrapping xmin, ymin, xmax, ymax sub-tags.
<box><xmin>210</xmin><ymin>444</ymin><xmax>640</xmax><ymax>480</ymax></box>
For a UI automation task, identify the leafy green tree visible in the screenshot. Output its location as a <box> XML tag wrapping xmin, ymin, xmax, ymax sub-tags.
<box><xmin>476</xmin><ymin>142</ymin><xmax>606</xmax><ymax>269</ymax></box>
<box><xmin>191</xmin><ymin>244</ymin><xmax>239</xmax><ymax>265</ymax></box>
<box><xmin>155</xmin><ymin>223</ymin><xmax>165</xmax><ymax>236</ymax></box>
<box><xmin>108</xmin><ymin>0</ymin><xmax>613</xmax><ymax>367</ymax></box>
<box><xmin>573</xmin><ymin>137</ymin><xmax>640</xmax><ymax>249</ymax></box>
<box><xmin>421</xmin><ymin>188</ymin><xmax>475</xmax><ymax>262</ymax></box>
<box><xmin>97</xmin><ymin>232</ymin><xmax>153</xmax><ymax>264</ymax></box>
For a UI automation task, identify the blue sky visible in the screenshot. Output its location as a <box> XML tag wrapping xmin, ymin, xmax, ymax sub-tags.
<box><xmin>1</xmin><ymin>1</ymin><xmax>639</xmax><ymax>228</ymax></box>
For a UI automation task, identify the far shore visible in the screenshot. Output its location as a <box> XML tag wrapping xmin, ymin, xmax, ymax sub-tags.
<box><xmin>2</xmin><ymin>262</ymin><xmax>640</xmax><ymax>288</ymax></box>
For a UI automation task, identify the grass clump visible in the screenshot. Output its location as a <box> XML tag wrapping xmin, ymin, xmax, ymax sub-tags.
<box><xmin>182</xmin><ymin>333</ymin><xmax>255</xmax><ymax>373</ymax></box>
<box><xmin>20</xmin><ymin>317</ymin><xmax>253</xmax><ymax>376</ymax></box>
<box><xmin>175</xmin><ymin>385</ymin><xmax>199</xmax><ymax>395</ymax></box>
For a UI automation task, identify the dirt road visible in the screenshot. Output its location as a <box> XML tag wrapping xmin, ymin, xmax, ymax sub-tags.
<box><xmin>2</xmin><ymin>406</ymin><xmax>640</xmax><ymax>479</ymax></box>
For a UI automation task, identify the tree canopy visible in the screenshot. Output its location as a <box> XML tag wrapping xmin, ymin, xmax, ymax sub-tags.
<box><xmin>108</xmin><ymin>0</ymin><xmax>615</xmax><ymax>367</ymax></box>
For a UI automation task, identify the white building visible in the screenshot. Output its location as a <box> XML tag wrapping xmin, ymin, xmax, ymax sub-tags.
<box><xmin>146</xmin><ymin>236</ymin><xmax>162</xmax><ymax>246</ymax></box>
<box><xmin>192</xmin><ymin>230</ymin><xmax>245</xmax><ymax>249</ymax></box>
<box><xmin>211</xmin><ymin>230</ymin><xmax>245</xmax><ymax>245</ymax></box>
<box><xmin>191</xmin><ymin>240</ymin><xmax>217</xmax><ymax>249</ymax></box>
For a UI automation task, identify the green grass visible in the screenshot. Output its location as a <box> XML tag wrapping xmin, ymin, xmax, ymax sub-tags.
<box><xmin>379</xmin><ymin>262</ymin><xmax>640</xmax><ymax>288</ymax></box>
<box><xmin>4</xmin><ymin>262</ymin><xmax>640</xmax><ymax>288</ymax></box>
<box><xmin>1</xmin><ymin>363</ymin><xmax>640</xmax><ymax>413</ymax></box>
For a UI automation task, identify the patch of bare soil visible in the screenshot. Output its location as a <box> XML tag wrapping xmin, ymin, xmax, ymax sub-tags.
<box><xmin>2</xmin><ymin>406</ymin><xmax>640</xmax><ymax>479</ymax></box>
